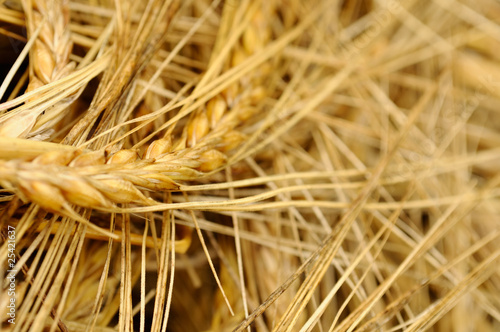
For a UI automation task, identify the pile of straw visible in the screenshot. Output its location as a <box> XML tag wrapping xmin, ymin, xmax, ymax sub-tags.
<box><xmin>1</xmin><ymin>0</ymin><xmax>500</xmax><ymax>331</ymax></box>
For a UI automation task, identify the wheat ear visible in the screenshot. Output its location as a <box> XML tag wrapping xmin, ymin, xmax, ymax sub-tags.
<box><xmin>0</xmin><ymin>1</ymin><xmax>276</xmax><ymax>214</ymax></box>
<box><xmin>0</xmin><ymin>0</ymin><xmax>76</xmax><ymax>139</ymax></box>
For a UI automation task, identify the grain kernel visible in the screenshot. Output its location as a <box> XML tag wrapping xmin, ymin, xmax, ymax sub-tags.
<box><xmin>197</xmin><ymin>149</ymin><xmax>227</xmax><ymax>172</ymax></box>
<box><xmin>138</xmin><ymin>173</ymin><xmax>180</xmax><ymax>190</ymax></box>
<box><xmin>0</xmin><ymin>110</ymin><xmax>40</xmax><ymax>138</ymax></box>
<box><xmin>33</xmin><ymin>40</ymin><xmax>55</xmax><ymax>84</ymax></box>
<box><xmin>58</xmin><ymin>176</ymin><xmax>112</xmax><ymax>208</ymax></box>
<box><xmin>135</xmin><ymin>103</ymin><xmax>155</xmax><ymax>138</ymax></box>
<box><xmin>18</xmin><ymin>179</ymin><xmax>65</xmax><ymax>212</ymax></box>
<box><xmin>34</xmin><ymin>150</ymin><xmax>80</xmax><ymax>166</ymax></box>
<box><xmin>222</xmin><ymin>84</ymin><xmax>238</xmax><ymax>107</ymax></box>
<box><xmin>69</xmin><ymin>150</ymin><xmax>105</xmax><ymax>167</ymax></box>
<box><xmin>167</xmin><ymin>167</ymin><xmax>203</xmax><ymax>180</ymax></box>
<box><xmin>206</xmin><ymin>95</ymin><xmax>227</xmax><ymax>128</ymax></box>
<box><xmin>236</xmin><ymin>106</ymin><xmax>258</xmax><ymax>122</ymax></box>
<box><xmin>187</xmin><ymin>112</ymin><xmax>209</xmax><ymax>147</ymax></box>
<box><xmin>243</xmin><ymin>25</ymin><xmax>263</xmax><ymax>54</ymax></box>
<box><xmin>144</xmin><ymin>137</ymin><xmax>172</xmax><ymax>159</ymax></box>
<box><xmin>220</xmin><ymin>130</ymin><xmax>246</xmax><ymax>152</ymax></box>
<box><xmin>106</xmin><ymin>149</ymin><xmax>138</xmax><ymax>164</ymax></box>
<box><xmin>97</xmin><ymin>178</ymin><xmax>151</xmax><ymax>204</ymax></box>
<box><xmin>248</xmin><ymin>86</ymin><xmax>266</xmax><ymax>104</ymax></box>
<box><xmin>231</xmin><ymin>47</ymin><xmax>247</xmax><ymax>67</ymax></box>
<box><xmin>26</xmin><ymin>76</ymin><xmax>44</xmax><ymax>97</ymax></box>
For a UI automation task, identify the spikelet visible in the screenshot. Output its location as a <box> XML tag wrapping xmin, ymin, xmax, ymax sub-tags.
<box><xmin>33</xmin><ymin>149</ymin><xmax>80</xmax><ymax>166</ymax></box>
<box><xmin>206</xmin><ymin>95</ymin><xmax>227</xmax><ymax>128</ymax></box>
<box><xmin>93</xmin><ymin>177</ymin><xmax>152</xmax><ymax>204</ymax></box>
<box><xmin>69</xmin><ymin>150</ymin><xmax>106</xmax><ymax>167</ymax></box>
<box><xmin>106</xmin><ymin>149</ymin><xmax>139</xmax><ymax>164</ymax></box>
<box><xmin>17</xmin><ymin>178</ymin><xmax>66</xmax><ymax>212</ymax></box>
<box><xmin>143</xmin><ymin>137</ymin><xmax>173</xmax><ymax>159</ymax></box>
<box><xmin>0</xmin><ymin>0</ymin><xmax>77</xmax><ymax>138</ymax></box>
<box><xmin>56</xmin><ymin>175</ymin><xmax>112</xmax><ymax>208</ymax></box>
<box><xmin>197</xmin><ymin>149</ymin><xmax>227</xmax><ymax>172</ymax></box>
<box><xmin>186</xmin><ymin>111</ymin><xmax>210</xmax><ymax>147</ymax></box>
